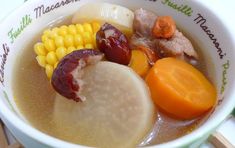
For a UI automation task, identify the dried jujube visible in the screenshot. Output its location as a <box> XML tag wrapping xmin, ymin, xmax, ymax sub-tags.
<box><xmin>96</xmin><ymin>23</ymin><xmax>131</xmax><ymax>65</ymax></box>
<box><xmin>51</xmin><ymin>49</ymin><xmax>104</xmax><ymax>102</ymax></box>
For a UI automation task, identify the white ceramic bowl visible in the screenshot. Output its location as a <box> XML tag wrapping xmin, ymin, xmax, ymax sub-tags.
<box><xmin>0</xmin><ymin>0</ymin><xmax>235</xmax><ymax>147</ymax></box>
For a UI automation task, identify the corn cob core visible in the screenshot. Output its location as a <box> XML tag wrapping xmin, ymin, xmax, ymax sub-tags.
<box><xmin>34</xmin><ymin>22</ymin><xmax>101</xmax><ymax>79</ymax></box>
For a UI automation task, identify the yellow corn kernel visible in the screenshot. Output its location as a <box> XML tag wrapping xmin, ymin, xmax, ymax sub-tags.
<box><xmin>58</xmin><ymin>25</ymin><xmax>68</xmax><ymax>36</ymax></box>
<box><xmin>45</xmin><ymin>64</ymin><xmax>54</xmax><ymax>79</ymax></box>
<box><xmin>49</xmin><ymin>31</ymin><xmax>58</xmax><ymax>39</ymax></box>
<box><xmin>55</xmin><ymin>36</ymin><xmax>64</xmax><ymax>47</ymax></box>
<box><xmin>76</xmin><ymin>24</ymin><xmax>84</xmax><ymax>34</ymax></box>
<box><xmin>83</xmin><ymin>23</ymin><xmax>93</xmax><ymax>34</ymax></box>
<box><xmin>34</xmin><ymin>42</ymin><xmax>47</xmax><ymax>56</ymax></box>
<box><xmin>36</xmin><ymin>56</ymin><xmax>46</xmax><ymax>67</ymax></box>
<box><xmin>43</xmin><ymin>29</ymin><xmax>51</xmax><ymax>36</ymax></box>
<box><xmin>41</xmin><ymin>34</ymin><xmax>49</xmax><ymax>43</ymax></box>
<box><xmin>56</xmin><ymin>47</ymin><xmax>67</xmax><ymax>60</ymax></box>
<box><xmin>77</xmin><ymin>45</ymin><xmax>84</xmax><ymax>50</ymax></box>
<box><xmin>44</xmin><ymin>39</ymin><xmax>56</xmax><ymax>51</ymax></box>
<box><xmin>52</xmin><ymin>27</ymin><xmax>59</xmax><ymax>34</ymax></box>
<box><xmin>54</xmin><ymin>62</ymin><xmax>59</xmax><ymax>69</ymax></box>
<box><xmin>82</xmin><ymin>32</ymin><xmax>92</xmax><ymax>44</ymax></box>
<box><xmin>68</xmin><ymin>25</ymin><xmax>77</xmax><ymax>35</ymax></box>
<box><xmin>64</xmin><ymin>34</ymin><xmax>74</xmax><ymax>47</ymax></box>
<box><xmin>92</xmin><ymin>22</ymin><xmax>101</xmax><ymax>33</ymax></box>
<box><xmin>74</xmin><ymin>34</ymin><xmax>83</xmax><ymax>46</ymax></box>
<box><xmin>85</xmin><ymin>43</ymin><xmax>94</xmax><ymax>49</ymax></box>
<box><xmin>67</xmin><ymin>46</ymin><xmax>76</xmax><ymax>54</ymax></box>
<box><xmin>46</xmin><ymin>51</ymin><xmax>57</xmax><ymax>65</ymax></box>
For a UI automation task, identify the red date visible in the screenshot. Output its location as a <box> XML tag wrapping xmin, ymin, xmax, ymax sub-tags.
<box><xmin>51</xmin><ymin>49</ymin><xmax>104</xmax><ymax>102</ymax></box>
<box><xmin>96</xmin><ymin>23</ymin><xmax>131</xmax><ymax>65</ymax></box>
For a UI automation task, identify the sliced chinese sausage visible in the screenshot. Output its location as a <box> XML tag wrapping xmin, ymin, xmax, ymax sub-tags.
<box><xmin>52</xmin><ymin>61</ymin><xmax>155</xmax><ymax>148</ymax></box>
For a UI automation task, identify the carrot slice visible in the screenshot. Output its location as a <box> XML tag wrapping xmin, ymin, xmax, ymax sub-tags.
<box><xmin>136</xmin><ymin>45</ymin><xmax>158</xmax><ymax>66</ymax></box>
<box><xmin>129</xmin><ymin>50</ymin><xmax>150</xmax><ymax>77</ymax></box>
<box><xmin>152</xmin><ymin>16</ymin><xmax>176</xmax><ymax>39</ymax></box>
<box><xmin>145</xmin><ymin>58</ymin><xmax>216</xmax><ymax>120</ymax></box>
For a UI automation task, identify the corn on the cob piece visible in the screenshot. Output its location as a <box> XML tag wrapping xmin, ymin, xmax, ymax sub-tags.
<box><xmin>34</xmin><ymin>22</ymin><xmax>100</xmax><ymax>79</ymax></box>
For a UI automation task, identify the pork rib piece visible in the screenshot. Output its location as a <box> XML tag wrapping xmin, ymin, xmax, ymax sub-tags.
<box><xmin>133</xmin><ymin>8</ymin><xmax>157</xmax><ymax>37</ymax></box>
<box><xmin>132</xmin><ymin>8</ymin><xmax>198</xmax><ymax>64</ymax></box>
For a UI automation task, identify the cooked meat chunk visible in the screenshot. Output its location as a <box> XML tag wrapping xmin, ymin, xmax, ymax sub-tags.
<box><xmin>130</xmin><ymin>34</ymin><xmax>155</xmax><ymax>50</ymax></box>
<box><xmin>155</xmin><ymin>30</ymin><xmax>198</xmax><ymax>60</ymax></box>
<box><xmin>133</xmin><ymin>8</ymin><xmax>157</xmax><ymax>37</ymax></box>
<box><xmin>132</xmin><ymin>8</ymin><xmax>198</xmax><ymax>64</ymax></box>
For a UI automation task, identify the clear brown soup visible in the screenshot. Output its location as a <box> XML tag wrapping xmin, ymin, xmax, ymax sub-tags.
<box><xmin>13</xmin><ymin>16</ymin><xmax>211</xmax><ymax>146</ymax></box>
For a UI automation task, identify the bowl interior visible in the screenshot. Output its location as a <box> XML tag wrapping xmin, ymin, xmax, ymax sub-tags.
<box><xmin>0</xmin><ymin>0</ymin><xmax>235</xmax><ymax>147</ymax></box>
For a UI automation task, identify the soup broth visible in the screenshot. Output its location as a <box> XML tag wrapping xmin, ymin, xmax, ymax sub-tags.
<box><xmin>13</xmin><ymin>15</ymin><xmax>211</xmax><ymax>146</ymax></box>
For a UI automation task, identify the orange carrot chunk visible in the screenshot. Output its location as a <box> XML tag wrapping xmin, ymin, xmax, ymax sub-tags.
<box><xmin>145</xmin><ymin>58</ymin><xmax>216</xmax><ymax>120</ymax></box>
<box><xmin>152</xmin><ymin>16</ymin><xmax>176</xmax><ymax>39</ymax></box>
<box><xmin>129</xmin><ymin>50</ymin><xmax>150</xmax><ymax>77</ymax></box>
<box><xmin>135</xmin><ymin>45</ymin><xmax>158</xmax><ymax>66</ymax></box>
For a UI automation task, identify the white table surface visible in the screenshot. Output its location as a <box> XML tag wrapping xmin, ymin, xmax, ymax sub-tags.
<box><xmin>0</xmin><ymin>0</ymin><xmax>234</xmax><ymax>147</ymax></box>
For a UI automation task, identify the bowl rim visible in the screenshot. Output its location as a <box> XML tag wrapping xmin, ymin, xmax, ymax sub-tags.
<box><xmin>0</xmin><ymin>0</ymin><xmax>235</xmax><ymax>147</ymax></box>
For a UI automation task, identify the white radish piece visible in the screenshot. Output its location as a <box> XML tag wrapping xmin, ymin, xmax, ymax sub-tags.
<box><xmin>53</xmin><ymin>61</ymin><xmax>155</xmax><ymax>148</ymax></box>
